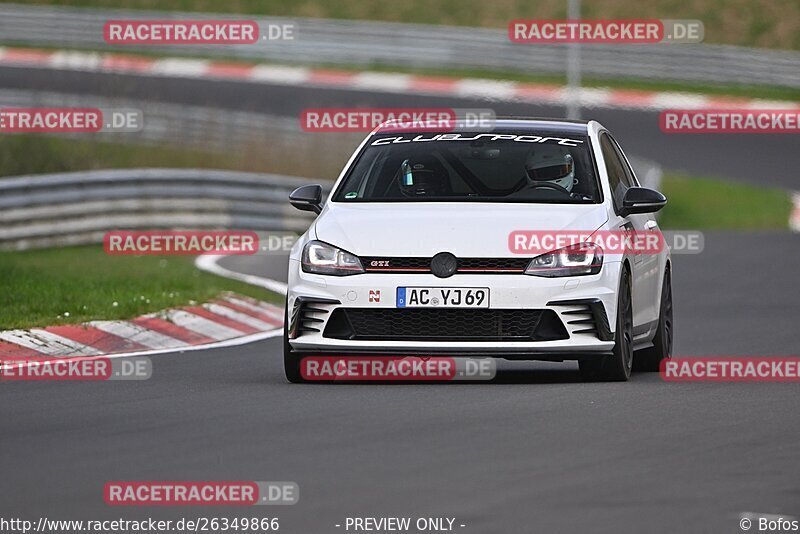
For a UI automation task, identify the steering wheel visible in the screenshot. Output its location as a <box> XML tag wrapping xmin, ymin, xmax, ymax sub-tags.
<box><xmin>524</xmin><ymin>181</ymin><xmax>572</xmax><ymax>195</ymax></box>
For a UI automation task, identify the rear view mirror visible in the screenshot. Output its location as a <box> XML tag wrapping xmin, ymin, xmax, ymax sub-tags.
<box><xmin>289</xmin><ymin>184</ymin><xmax>323</xmax><ymax>214</ymax></box>
<box><xmin>619</xmin><ymin>187</ymin><xmax>667</xmax><ymax>217</ymax></box>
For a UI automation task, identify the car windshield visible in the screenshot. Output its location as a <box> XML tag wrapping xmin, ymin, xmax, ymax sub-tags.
<box><xmin>332</xmin><ymin>131</ymin><xmax>600</xmax><ymax>203</ymax></box>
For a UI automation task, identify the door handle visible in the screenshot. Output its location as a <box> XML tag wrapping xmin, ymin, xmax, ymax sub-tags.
<box><xmin>645</xmin><ymin>220</ymin><xmax>658</xmax><ymax>230</ymax></box>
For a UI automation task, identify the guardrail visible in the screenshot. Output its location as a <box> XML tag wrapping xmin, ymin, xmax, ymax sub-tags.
<box><xmin>0</xmin><ymin>3</ymin><xmax>798</xmax><ymax>89</ymax></box>
<box><xmin>0</xmin><ymin>169</ymin><xmax>325</xmax><ymax>250</ymax></box>
<box><xmin>0</xmin><ymin>162</ymin><xmax>662</xmax><ymax>251</ymax></box>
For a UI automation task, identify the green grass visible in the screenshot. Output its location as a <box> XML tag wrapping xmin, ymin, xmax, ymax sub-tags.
<box><xmin>0</xmin><ymin>246</ymin><xmax>283</xmax><ymax>330</ymax></box>
<box><xmin>0</xmin><ymin>134</ymin><xmax>354</xmax><ymax>180</ymax></box>
<box><xmin>659</xmin><ymin>173</ymin><xmax>792</xmax><ymax>229</ymax></box>
<box><xmin>11</xmin><ymin>0</ymin><xmax>800</xmax><ymax>50</ymax></box>
<box><xmin>0</xmin><ymin>136</ymin><xmax>244</xmax><ymax>177</ymax></box>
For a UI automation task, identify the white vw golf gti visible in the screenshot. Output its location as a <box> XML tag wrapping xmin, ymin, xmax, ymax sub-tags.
<box><xmin>285</xmin><ymin>119</ymin><xmax>673</xmax><ymax>382</ymax></box>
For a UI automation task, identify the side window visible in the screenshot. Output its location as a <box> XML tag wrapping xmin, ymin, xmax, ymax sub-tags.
<box><xmin>599</xmin><ymin>132</ymin><xmax>627</xmax><ymax>210</ymax></box>
<box><xmin>609</xmin><ymin>135</ymin><xmax>639</xmax><ymax>188</ymax></box>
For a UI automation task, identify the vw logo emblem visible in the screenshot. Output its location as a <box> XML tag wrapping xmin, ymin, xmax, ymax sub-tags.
<box><xmin>431</xmin><ymin>252</ymin><xmax>458</xmax><ymax>278</ymax></box>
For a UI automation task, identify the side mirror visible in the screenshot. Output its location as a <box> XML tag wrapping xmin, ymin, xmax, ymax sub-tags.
<box><xmin>289</xmin><ymin>184</ymin><xmax>323</xmax><ymax>214</ymax></box>
<box><xmin>619</xmin><ymin>187</ymin><xmax>667</xmax><ymax>217</ymax></box>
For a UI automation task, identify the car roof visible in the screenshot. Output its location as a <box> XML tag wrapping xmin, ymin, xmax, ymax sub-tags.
<box><xmin>374</xmin><ymin>117</ymin><xmax>592</xmax><ymax>135</ymax></box>
<box><xmin>488</xmin><ymin>118</ymin><xmax>591</xmax><ymax>134</ymax></box>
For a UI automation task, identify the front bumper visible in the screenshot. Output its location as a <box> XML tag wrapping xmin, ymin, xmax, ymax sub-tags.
<box><xmin>287</xmin><ymin>259</ymin><xmax>621</xmax><ymax>357</ymax></box>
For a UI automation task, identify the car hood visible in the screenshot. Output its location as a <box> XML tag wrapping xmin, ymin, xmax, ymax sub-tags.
<box><xmin>314</xmin><ymin>202</ymin><xmax>609</xmax><ymax>257</ymax></box>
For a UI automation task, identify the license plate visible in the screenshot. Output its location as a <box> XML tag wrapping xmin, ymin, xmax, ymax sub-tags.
<box><xmin>396</xmin><ymin>287</ymin><xmax>489</xmax><ymax>308</ymax></box>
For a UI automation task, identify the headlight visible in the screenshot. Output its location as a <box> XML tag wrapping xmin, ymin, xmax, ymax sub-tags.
<box><xmin>302</xmin><ymin>240</ymin><xmax>364</xmax><ymax>276</ymax></box>
<box><xmin>524</xmin><ymin>242</ymin><xmax>603</xmax><ymax>277</ymax></box>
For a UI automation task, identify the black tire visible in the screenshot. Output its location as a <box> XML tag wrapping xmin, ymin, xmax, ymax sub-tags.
<box><xmin>579</xmin><ymin>267</ymin><xmax>633</xmax><ymax>382</ymax></box>
<box><xmin>283</xmin><ymin>305</ymin><xmax>306</xmax><ymax>383</ymax></box>
<box><xmin>633</xmin><ymin>267</ymin><xmax>673</xmax><ymax>372</ymax></box>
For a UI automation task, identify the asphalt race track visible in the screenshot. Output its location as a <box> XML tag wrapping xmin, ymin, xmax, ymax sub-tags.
<box><xmin>2</xmin><ymin>65</ymin><xmax>800</xmax><ymax>533</ymax></box>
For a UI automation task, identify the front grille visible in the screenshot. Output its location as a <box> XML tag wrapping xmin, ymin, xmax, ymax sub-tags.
<box><xmin>361</xmin><ymin>257</ymin><xmax>531</xmax><ymax>274</ymax></box>
<box><xmin>323</xmin><ymin>308</ymin><xmax>567</xmax><ymax>342</ymax></box>
<box><xmin>458</xmin><ymin>258</ymin><xmax>531</xmax><ymax>272</ymax></box>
